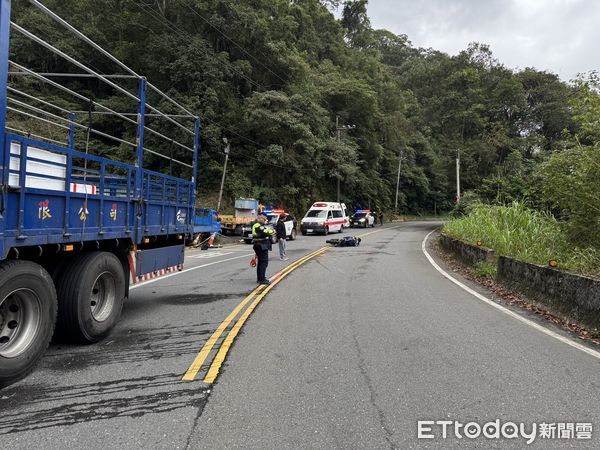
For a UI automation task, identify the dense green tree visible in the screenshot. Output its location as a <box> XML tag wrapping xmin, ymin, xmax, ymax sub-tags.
<box><xmin>540</xmin><ymin>76</ymin><xmax>600</xmax><ymax>247</ymax></box>
<box><xmin>6</xmin><ymin>0</ymin><xmax>594</xmax><ymax>228</ymax></box>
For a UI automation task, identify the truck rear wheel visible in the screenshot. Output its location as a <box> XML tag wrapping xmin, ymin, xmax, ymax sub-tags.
<box><xmin>56</xmin><ymin>251</ymin><xmax>125</xmax><ymax>344</ymax></box>
<box><xmin>0</xmin><ymin>261</ymin><xmax>57</xmax><ymax>388</ymax></box>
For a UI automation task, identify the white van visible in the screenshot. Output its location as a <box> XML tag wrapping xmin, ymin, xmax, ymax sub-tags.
<box><xmin>300</xmin><ymin>202</ymin><xmax>348</xmax><ymax>235</ymax></box>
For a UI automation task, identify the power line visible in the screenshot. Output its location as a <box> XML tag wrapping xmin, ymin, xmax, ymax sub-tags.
<box><xmin>174</xmin><ymin>0</ymin><xmax>334</xmax><ymax>127</ymax></box>
<box><xmin>197</xmin><ymin>113</ymin><xmax>316</xmax><ymax>173</ymax></box>
<box><xmin>9</xmin><ymin>67</ymin><xmax>194</xmax><ymax>152</ymax></box>
<box><xmin>31</xmin><ymin>0</ymin><xmax>196</xmax><ymax>121</ymax></box>
<box><xmin>12</xmin><ymin>6</ymin><xmax>197</xmax><ymax>137</ymax></box>
<box><xmin>130</xmin><ymin>1</ymin><xmax>326</xmax><ymax>175</ymax></box>
<box><xmin>132</xmin><ymin>1</ymin><xmax>335</xmax><ymax>130</ymax></box>
<box><xmin>179</xmin><ymin>0</ymin><xmax>288</xmax><ymax>86</ymax></box>
<box><xmin>132</xmin><ymin>0</ymin><xmax>270</xmax><ymax>93</ymax></box>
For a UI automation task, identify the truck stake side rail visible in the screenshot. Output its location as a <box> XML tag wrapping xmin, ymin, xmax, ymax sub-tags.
<box><xmin>0</xmin><ymin>0</ymin><xmax>201</xmax><ymax>388</ymax></box>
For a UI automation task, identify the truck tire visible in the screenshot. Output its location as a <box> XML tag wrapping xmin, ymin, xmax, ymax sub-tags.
<box><xmin>0</xmin><ymin>261</ymin><xmax>57</xmax><ymax>389</ymax></box>
<box><xmin>56</xmin><ymin>251</ymin><xmax>125</xmax><ymax>344</ymax></box>
<box><xmin>289</xmin><ymin>229</ymin><xmax>297</xmax><ymax>241</ymax></box>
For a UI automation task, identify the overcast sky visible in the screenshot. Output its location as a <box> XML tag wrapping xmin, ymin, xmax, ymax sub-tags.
<box><xmin>363</xmin><ymin>0</ymin><xmax>599</xmax><ymax>81</ymax></box>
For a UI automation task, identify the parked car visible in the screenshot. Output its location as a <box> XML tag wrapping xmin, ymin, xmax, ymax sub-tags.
<box><xmin>243</xmin><ymin>210</ymin><xmax>297</xmax><ymax>243</ymax></box>
<box><xmin>349</xmin><ymin>210</ymin><xmax>375</xmax><ymax>228</ymax></box>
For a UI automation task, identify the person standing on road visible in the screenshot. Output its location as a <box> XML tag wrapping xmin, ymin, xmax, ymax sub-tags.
<box><xmin>252</xmin><ymin>215</ymin><xmax>275</xmax><ymax>285</ymax></box>
<box><xmin>275</xmin><ymin>215</ymin><xmax>289</xmax><ymax>261</ymax></box>
<box><xmin>379</xmin><ymin>212</ymin><xmax>384</xmax><ymax>226</ymax></box>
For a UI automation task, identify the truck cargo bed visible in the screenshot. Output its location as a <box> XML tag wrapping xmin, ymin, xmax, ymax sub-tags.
<box><xmin>0</xmin><ymin>134</ymin><xmax>194</xmax><ymax>258</ymax></box>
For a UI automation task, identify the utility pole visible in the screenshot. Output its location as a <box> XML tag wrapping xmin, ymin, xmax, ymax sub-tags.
<box><xmin>336</xmin><ymin>116</ymin><xmax>340</xmax><ymax>203</ymax></box>
<box><xmin>216</xmin><ymin>137</ymin><xmax>230</xmax><ymax>212</ymax></box>
<box><xmin>394</xmin><ymin>149</ymin><xmax>403</xmax><ymax>213</ymax></box>
<box><xmin>335</xmin><ymin>115</ymin><xmax>356</xmax><ymax>203</ymax></box>
<box><xmin>456</xmin><ymin>148</ymin><xmax>461</xmax><ymax>204</ymax></box>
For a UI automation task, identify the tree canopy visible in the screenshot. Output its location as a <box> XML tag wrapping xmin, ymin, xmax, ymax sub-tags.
<box><xmin>7</xmin><ymin>0</ymin><xmax>597</xmax><ymax>231</ymax></box>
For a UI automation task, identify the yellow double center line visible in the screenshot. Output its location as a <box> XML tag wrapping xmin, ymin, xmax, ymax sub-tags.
<box><xmin>181</xmin><ymin>226</ymin><xmax>396</xmax><ymax>384</ymax></box>
<box><xmin>182</xmin><ymin>246</ymin><xmax>329</xmax><ymax>384</ymax></box>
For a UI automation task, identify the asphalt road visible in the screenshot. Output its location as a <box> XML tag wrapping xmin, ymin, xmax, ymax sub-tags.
<box><xmin>0</xmin><ymin>234</ymin><xmax>324</xmax><ymax>449</ymax></box>
<box><xmin>1</xmin><ymin>223</ymin><xmax>598</xmax><ymax>449</ymax></box>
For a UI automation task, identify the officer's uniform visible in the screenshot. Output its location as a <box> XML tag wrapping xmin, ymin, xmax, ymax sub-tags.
<box><xmin>252</xmin><ymin>221</ymin><xmax>274</xmax><ymax>284</ymax></box>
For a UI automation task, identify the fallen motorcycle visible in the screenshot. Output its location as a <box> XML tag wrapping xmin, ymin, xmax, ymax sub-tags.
<box><xmin>325</xmin><ymin>236</ymin><xmax>362</xmax><ymax>247</ymax></box>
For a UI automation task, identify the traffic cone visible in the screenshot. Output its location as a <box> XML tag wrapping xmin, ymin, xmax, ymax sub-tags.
<box><xmin>207</xmin><ymin>232</ymin><xmax>222</xmax><ymax>248</ymax></box>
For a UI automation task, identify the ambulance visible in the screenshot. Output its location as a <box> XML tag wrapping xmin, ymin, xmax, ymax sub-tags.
<box><xmin>300</xmin><ymin>202</ymin><xmax>349</xmax><ymax>235</ymax></box>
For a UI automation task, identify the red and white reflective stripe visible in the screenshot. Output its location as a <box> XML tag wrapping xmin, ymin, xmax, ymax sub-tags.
<box><xmin>128</xmin><ymin>250</ymin><xmax>183</xmax><ymax>285</ymax></box>
<box><xmin>135</xmin><ymin>265</ymin><xmax>182</xmax><ymax>284</ymax></box>
<box><xmin>324</xmin><ymin>220</ymin><xmax>346</xmax><ymax>226</ymax></box>
<box><xmin>70</xmin><ymin>182</ymin><xmax>97</xmax><ymax>194</ymax></box>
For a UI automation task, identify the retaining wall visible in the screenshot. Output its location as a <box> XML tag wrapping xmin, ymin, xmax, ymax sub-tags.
<box><xmin>439</xmin><ymin>233</ymin><xmax>600</xmax><ymax>329</ymax></box>
<box><xmin>438</xmin><ymin>234</ymin><xmax>496</xmax><ymax>266</ymax></box>
<box><xmin>497</xmin><ymin>256</ymin><xmax>600</xmax><ymax>328</ymax></box>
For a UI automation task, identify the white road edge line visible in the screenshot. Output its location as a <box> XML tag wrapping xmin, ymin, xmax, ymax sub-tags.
<box><xmin>130</xmin><ymin>253</ymin><xmax>253</xmax><ymax>290</ymax></box>
<box><xmin>422</xmin><ymin>230</ymin><xmax>600</xmax><ymax>361</ymax></box>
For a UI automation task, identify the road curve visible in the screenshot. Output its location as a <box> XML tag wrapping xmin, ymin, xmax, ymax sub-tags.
<box><xmin>1</xmin><ymin>223</ymin><xmax>598</xmax><ymax>449</ymax></box>
<box><xmin>188</xmin><ymin>222</ymin><xmax>599</xmax><ymax>449</ymax></box>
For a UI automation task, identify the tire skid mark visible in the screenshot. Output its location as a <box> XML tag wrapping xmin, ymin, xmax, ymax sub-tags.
<box><xmin>0</xmin><ymin>373</ymin><xmax>209</xmax><ymax>435</ymax></box>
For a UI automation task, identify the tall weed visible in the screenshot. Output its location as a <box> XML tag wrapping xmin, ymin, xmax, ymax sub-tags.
<box><xmin>443</xmin><ymin>202</ymin><xmax>599</xmax><ymax>275</ymax></box>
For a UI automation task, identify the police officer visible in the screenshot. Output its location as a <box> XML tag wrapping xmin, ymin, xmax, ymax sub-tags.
<box><xmin>252</xmin><ymin>215</ymin><xmax>275</xmax><ymax>285</ymax></box>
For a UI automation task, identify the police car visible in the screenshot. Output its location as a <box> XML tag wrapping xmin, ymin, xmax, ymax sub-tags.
<box><xmin>242</xmin><ymin>209</ymin><xmax>298</xmax><ymax>244</ymax></box>
<box><xmin>349</xmin><ymin>209</ymin><xmax>375</xmax><ymax>228</ymax></box>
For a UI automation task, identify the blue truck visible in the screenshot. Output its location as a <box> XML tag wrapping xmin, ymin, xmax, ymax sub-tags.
<box><xmin>193</xmin><ymin>208</ymin><xmax>221</xmax><ymax>236</ymax></box>
<box><xmin>191</xmin><ymin>208</ymin><xmax>221</xmax><ymax>248</ymax></box>
<box><xmin>0</xmin><ymin>0</ymin><xmax>199</xmax><ymax>387</ymax></box>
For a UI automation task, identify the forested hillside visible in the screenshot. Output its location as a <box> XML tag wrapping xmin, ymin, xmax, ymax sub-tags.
<box><xmin>8</xmin><ymin>0</ymin><xmax>599</xmax><ymax>230</ymax></box>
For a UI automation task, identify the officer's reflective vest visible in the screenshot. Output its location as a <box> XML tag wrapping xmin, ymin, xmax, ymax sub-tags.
<box><xmin>252</xmin><ymin>222</ymin><xmax>273</xmax><ymax>239</ymax></box>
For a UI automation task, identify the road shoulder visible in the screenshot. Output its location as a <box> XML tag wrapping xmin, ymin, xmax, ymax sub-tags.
<box><xmin>425</xmin><ymin>230</ymin><xmax>600</xmax><ymax>351</ymax></box>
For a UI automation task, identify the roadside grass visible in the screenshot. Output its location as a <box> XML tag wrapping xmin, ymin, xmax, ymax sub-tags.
<box><xmin>473</xmin><ymin>261</ymin><xmax>497</xmax><ymax>278</ymax></box>
<box><xmin>443</xmin><ymin>202</ymin><xmax>600</xmax><ymax>276</ymax></box>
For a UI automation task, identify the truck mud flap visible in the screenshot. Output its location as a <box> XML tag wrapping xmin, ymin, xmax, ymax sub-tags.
<box><xmin>128</xmin><ymin>245</ymin><xmax>184</xmax><ymax>284</ymax></box>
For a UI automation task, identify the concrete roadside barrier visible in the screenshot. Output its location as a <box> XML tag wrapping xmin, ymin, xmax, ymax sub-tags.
<box><xmin>438</xmin><ymin>233</ymin><xmax>600</xmax><ymax>330</ymax></box>
<box><xmin>439</xmin><ymin>234</ymin><xmax>497</xmax><ymax>266</ymax></box>
<box><xmin>497</xmin><ymin>256</ymin><xmax>600</xmax><ymax>329</ymax></box>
